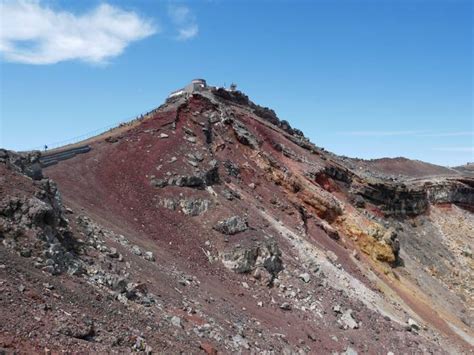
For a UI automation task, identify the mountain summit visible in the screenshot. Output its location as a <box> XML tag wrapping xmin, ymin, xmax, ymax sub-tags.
<box><xmin>1</xmin><ymin>81</ymin><xmax>473</xmax><ymax>353</ymax></box>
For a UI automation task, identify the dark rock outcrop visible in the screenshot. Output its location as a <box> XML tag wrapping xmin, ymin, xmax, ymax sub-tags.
<box><xmin>358</xmin><ymin>182</ymin><xmax>429</xmax><ymax>216</ymax></box>
<box><xmin>232</xmin><ymin>121</ymin><xmax>260</xmax><ymax>149</ymax></box>
<box><xmin>357</xmin><ymin>178</ymin><xmax>474</xmax><ymax>216</ymax></box>
<box><xmin>425</xmin><ymin>179</ymin><xmax>474</xmax><ymax>207</ymax></box>
<box><xmin>152</xmin><ymin>165</ymin><xmax>220</xmax><ymax>190</ymax></box>
<box><xmin>211</xmin><ymin>88</ymin><xmax>305</xmax><ymax>138</ymax></box>
<box><xmin>0</xmin><ymin>153</ymin><xmax>82</xmax><ymax>275</ymax></box>
<box><xmin>324</xmin><ymin>165</ymin><xmax>353</xmax><ymax>184</ymax></box>
<box><xmin>213</xmin><ymin>216</ymin><xmax>248</xmax><ymax>235</ymax></box>
<box><xmin>0</xmin><ymin>149</ymin><xmax>43</xmax><ymax>180</ymax></box>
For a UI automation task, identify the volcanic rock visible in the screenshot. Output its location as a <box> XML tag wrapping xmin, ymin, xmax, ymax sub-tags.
<box><xmin>339</xmin><ymin>309</ymin><xmax>359</xmax><ymax>330</ymax></box>
<box><xmin>232</xmin><ymin>121</ymin><xmax>260</xmax><ymax>149</ymax></box>
<box><xmin>221</xmin><ymin>239</ymin><xmax>283</xmax><ymax>281</ymax></box>
<box><xmin>213</xmin><ymin>216</ymin><xmax>248</xmax><ymax>235</ymax></box>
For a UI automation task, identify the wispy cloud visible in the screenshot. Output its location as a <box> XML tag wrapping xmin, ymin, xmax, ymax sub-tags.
<box><xmin>433</xmin><ymin>147</ymin><xmax>474</xmax><ymax>153</ymax></box>
<box><xmin>418</xmin><ymin>131</ymin><xmax>473</xmax><ymax>137</ymax></box>
<box><xmin>338</xmin><ymin>130</ymin><xmax>473</xmax><ymax>137</ymax></box>
<box><xmin>0</xmin><ymin>0</ymin><xmax>157</xmax><ymax>65</ymax></box>
<box><xmin>168</xmin><ymin>5</ymin><xmax>198</xmax><ymax>40</ymax></box>
<box><xmin>337</xmin><ymin>130</ymin><xmax>421</xmax><ymax>137</ymax></box>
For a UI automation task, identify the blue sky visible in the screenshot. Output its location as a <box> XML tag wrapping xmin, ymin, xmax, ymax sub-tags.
<box><xmin>0</xmin><ymin>0</ymin><xmax>472</xmax><ymax>166</ymax></box>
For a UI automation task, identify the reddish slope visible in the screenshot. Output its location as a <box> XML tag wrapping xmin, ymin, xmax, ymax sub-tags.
<box><xmin>3</xmin><ymin>92</ymin><xmax>471</xmax><ymax>352</ymax></box>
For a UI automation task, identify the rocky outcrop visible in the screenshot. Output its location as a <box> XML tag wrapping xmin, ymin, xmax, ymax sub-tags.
<box><xmin>221</xmin><ymin>239</ymin><xmax>283</xmax><ymax>284</ymax></box>
<box><xmin>212</xmin><ymin>88</ymin><xmax>251</xmax><ymax>106</ymax></box>
<box><xmin>425</xmin><ymin>179</ymin><xmax>474</xmax><ymax>207</ymax></box>
<box><xmin>272</xmin><ymin>142</ymin><xmax>301</xmax><ymax>162</ymax></box>
<box><xmin>286</xmin><ymin>134</ymin><xmax>318</xmax><ymax>152</ymax></box>
<box><xmin>211</xmin><ymin>89</ymin><xmax>304</xmax><ymax>138</ymax></box>
<box><xmin>365</xmin><ymin>226</ymin><xmax>400</xmax><ymax>263</ymax></box>
<box><xmin>358</xmin><ymin>182</ymin><xmax>429</xmax><ymax>216</ymax></box>
<box><xmin>0</xmin><ymin>149</ymin><xmax>43</xmax><ymax>180</ymax></box>
<box><xmin>213</xmin><ymin>216</ymin><xmax>248</xmax><ymax>235</ymax></box>
<box><xmin>151</xmin><ymin>164</ymin><xmax>220</xmax><ymax>190</ymax></box>
<box><xmin>356</xmin><ymin>178</ymin><xmax>474</xmax><ymax>216</ymax></box>
<box><xmin>180</xmin><ymin>199</ymin><xmax>211</xmax><ymax>216</ymax></box>
<box><xmin>252</xmin><ymin>106</ymin><xmax>304</xmax><ymax>137</ymax></box>
<box><xmin>0</xmin><ymin>156</ymin><xmax>82</xmax><ymax>275</ymax></box>
<box><xmin>232</xmin><ymin>121</ymin><xmax>260</xmax><ymax>149</ymax></box>
<box><xmin>338</xmin><ymin>218</ymin><xmax>399</xmax><ymax>264</ymax></box>
<box><xmin>0</xmin><ymin>196</ymin><xmax>83</xmax><ymax>274</ymax></box>
<box><xmin>159</xmin><ymin>198</ymin><xmax>211</xmax><ymax>216</ymax></box>
<box><xmin>324</xmin><ymin>165</ymin><xmax>353</xmax><ymax>184</ymax></box>
<box><xmin>253</xmin><ymin>105</ymin><xmax>279</xmax><ymax>125</ymax></box>
<box><xmin>256</xmin><ymin>152</ymin><xmax>343</xmax><ymax>221</ymax></box>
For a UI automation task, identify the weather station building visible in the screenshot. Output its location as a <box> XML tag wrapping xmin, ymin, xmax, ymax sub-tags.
<box><xmin>185</xmin><ymin>78</ymin><xmax>207</xmax><ymax>92</ymax></box>
<box><xmin>168</xmin><ymin>78</ymin><xmax>208</xmax><ymax>99</ymax></box>
<box><xmin>167</xmin><ymin>79</ymin><xmax>237</xmax><ymax>99</ymax></box>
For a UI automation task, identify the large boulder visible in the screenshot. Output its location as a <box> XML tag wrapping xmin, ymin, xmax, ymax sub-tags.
<box><xmin>180</xmin><ymin>199</ymin><xmax>211</xmax><ymax>216</ymax></box>
<box><xmin>159</xmin><ymin>198</ymin><xmax>211</xmax><ymax>216</ymax></box>
<box><xmin>162</xmin><ymin>165</ymin><xmax>220</xmax><ymax>190</ymax></box>
<box><xmin>213</xmin><ymin>216</ymin><xmax>248</xmax><ymax>235</ymax></box>
<box><xmin>221</xmin><ymin>239</ymin><xmax>283</xmax><ymax>284</ymax></box>
<box><xmin>221</xmin><ymin>245</ymin><xmax>257</xmax><ymax>273</ymax></box>
<box><xmin>169</xmin><ymin>175</ymin><xmax>205</xmax><ymax>188</ymax></box>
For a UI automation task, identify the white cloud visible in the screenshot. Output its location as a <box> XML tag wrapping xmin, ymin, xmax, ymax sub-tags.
<box><xmin>177</xmin><ymin>24</ymin><xmax>198</xmax><ymax>41</ymax></box>
<box><xmin>168</xmin><ymin>5</ymin><xmax>198</xmax><ymax>40</ymax></box>
<box><xmin>0</xmin><ymin>0</ymin><xmax>157</xmax><ymax>65</ymax></box>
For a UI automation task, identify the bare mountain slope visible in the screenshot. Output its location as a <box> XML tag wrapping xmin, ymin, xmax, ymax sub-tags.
<box><xmin>342</xmin><ymin>157</ymin><xmax>463</xmax><ymax>180</ymax></box>
<box><xmin>1</xmin><ymin>87</ymin><xmax>473</xmax><ymax>353</ymax></box>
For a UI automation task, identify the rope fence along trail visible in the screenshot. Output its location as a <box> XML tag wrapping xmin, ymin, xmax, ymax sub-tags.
<box><xmin>26</xmin><ymin>106</ymin><xmax>160</xmax><ymax>152</ymax></box>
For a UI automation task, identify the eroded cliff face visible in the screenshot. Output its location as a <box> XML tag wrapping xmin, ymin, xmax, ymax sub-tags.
<box><xmin>358</xmin><ymin>179</ymin><xmax>474</xmax><ymax>216</ymax></box>
<box><xmin>315</xmin><ymin>160</ymin><xmax>474</xmax><ymax>217</ymax></box>
<box><xmin>426</xmin><ymin>179</ymin><xmax>474</xmax><ymax>207</ymax></box>
<box><xmin>1</xmin><ymin>90</ymin><xmax>473</xmax><ymax>353</ymax></box>
<box><xmin>356</xmin><ymin>182</ymin><xmax>429</xmax><ymax>216</ymax></box>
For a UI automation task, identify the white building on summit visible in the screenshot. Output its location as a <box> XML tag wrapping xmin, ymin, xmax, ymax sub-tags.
<box><xmin>168</xmin><ymin>79</ymin><xmax>207</xmax><ymax>98</ymax></box>
<box><xmin>186</xmin><ymin>78</ymin><xmax>207</xmax><ymax>92</ymax></box>
<box><xmin>167</xmin><ymin>79</ymin><xmax>237</xmax><ymax>99</ymax></box>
